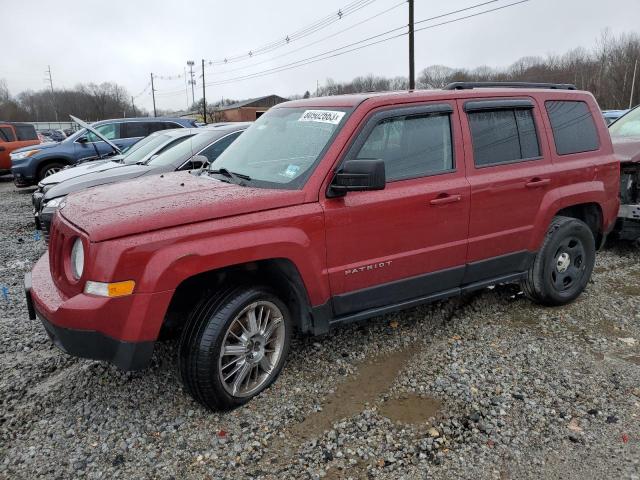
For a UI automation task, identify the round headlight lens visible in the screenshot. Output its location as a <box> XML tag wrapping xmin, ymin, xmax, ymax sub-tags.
<box><xmin>70</xmin><ymin>238</ymin><xmax>85</xmax><ymax>279</ymax></box>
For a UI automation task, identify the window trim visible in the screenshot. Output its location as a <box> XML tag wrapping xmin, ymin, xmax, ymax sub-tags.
<box><xmin>544</xmin><ymin>100</ymin><xmax>600</xmax><ymax>156</ymax></box>
<box><xmin>464</xmin><ymin>98</ymin><xmax>534</xmax><ymax>112</ymax></box>
<box><xmin>73</xmin><ymin>120</ymin><xmax>187</xmax><ymax>144</ymax></box>
<box><xmin>467</xmin><ymin>105</ymin><xmax>543</xmax><ymax>169</ymax></box>
<box><xmin>341</xmin><ymin>103</ymin><xmax>457</xmax><ymax>184</ymax></box>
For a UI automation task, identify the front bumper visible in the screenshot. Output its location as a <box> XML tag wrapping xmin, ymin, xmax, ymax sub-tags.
<box><xmin>10</xmin><ymin>165</ymin><xmax>35</xmax><ymax>187</ymax></box>
<box><xmin>25</xmin><ymin>254</ymin><xmax>173</xmax><ymax>371</ymax></box>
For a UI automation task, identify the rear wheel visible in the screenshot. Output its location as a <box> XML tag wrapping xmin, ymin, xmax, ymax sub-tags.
<box><xmin>38</xmin><ymin>162</ymin><xmax>65</xmax><ymax>180</ymax></box>
<box><xmin>521</xmin><ymin>216</ymin><xmax>595</xmax><ymax>306</ymax></box>
<box><xmin>179</xmin><ymin>285</ymin><xmax>291</xmax><ymax>410</ymax></box>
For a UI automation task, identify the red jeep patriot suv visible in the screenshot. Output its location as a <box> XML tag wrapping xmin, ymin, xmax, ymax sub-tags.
<box><xmin>25</xmin><ymin>82</ymin><xmax>620</xmax><ymax>410</ymax></box>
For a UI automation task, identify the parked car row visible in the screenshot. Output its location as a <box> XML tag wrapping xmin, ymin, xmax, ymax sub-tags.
<box><xmin>24</xmin><ymin>82</ymin><xmax>627</xmax><ymax>411</ymax></box>
<box><xmin>10</xmin><ymin>116</ymin><xmax>198</xmax><ymax>186</ymax></box>
<box><xmin>32</xmin><ymin>121</ymin><xmax>249</xmax><ymax>239</ymax></box>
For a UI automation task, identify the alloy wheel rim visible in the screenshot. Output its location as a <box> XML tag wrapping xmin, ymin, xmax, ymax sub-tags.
<box><xmin>44</xmin><ymin>167</ymin><xmax>61</xmax><ymax>177</ymax></box>
<box><xmin>550</xmin><ymin>236</ymin><xmax>586</xmax><ymax>292</ymax></box>
<box><xmin>218</xmin><ymin>300</ymin><xmax>285</xmax><ymax>398</ymax></box>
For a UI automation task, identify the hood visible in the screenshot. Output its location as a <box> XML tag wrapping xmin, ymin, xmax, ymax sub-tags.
<box><xmin>60</xmin><ymin>171</ymin><xmax>306</xmax><ymax>242</ymax></box>
<box><xmin>611</xmin><ymin>136</ymin><xmax>640</xmax><ymax>164</ymax></box>
<box><xmin>44</xmin><ymin>164</ymin><xmax>153</xmax><ymax>201</ymax></box>
<box><xmin>12</xmin><ymin>142</ymin><xmax>59</xmax><ymax>155</ymax></box>
<box><xmin>40</xmin><ymin>159</ymin><xmax>122</xmax><ymax>187</ymax></box>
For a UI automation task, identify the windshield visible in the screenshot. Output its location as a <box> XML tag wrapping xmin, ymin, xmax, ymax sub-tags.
<box><xmin>209</xmin><ymin>107</ymin><xmax>350</xmax><ymax>189</ymax></box>
<box><xmin>121</xmin><ymin>133</ymin><xmax>173</xmax><ymax>165</ymax></box>
<box><xmin>609</xmin><ymin>106</ymin><xmax>640</xmax><ymax>138</ymax></box>
<box><xmin>145</xmin><ymin>134</ymin><xmax>198</xmax><ymax>167</ymax></box>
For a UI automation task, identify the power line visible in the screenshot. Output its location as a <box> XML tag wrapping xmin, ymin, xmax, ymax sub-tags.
<box><xmin>206</xmin><ymin>0</ymin><xmax>406</xmax><ymax>77</ymax></box>
<box><xmin>201</xmin><ymin>0</ymin><xmax>531</xmax><ymax>88</ymax></box>
<box><xmin>205</xmin><ymin>0</ymin><xmax>379</xmax><ymax>66</ymax></box>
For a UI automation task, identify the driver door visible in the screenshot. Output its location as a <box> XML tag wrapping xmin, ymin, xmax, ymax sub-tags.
<box><xmin>321</xmin><ymin>102</ymin><xmax>470</xmax><ymax>316</ymax></box>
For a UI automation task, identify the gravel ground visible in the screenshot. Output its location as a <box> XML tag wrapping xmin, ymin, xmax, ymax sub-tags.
<box><xmin>1</xmin><ymin>175</ymin><xmax>639</xmax><ymax>479</ymax></box>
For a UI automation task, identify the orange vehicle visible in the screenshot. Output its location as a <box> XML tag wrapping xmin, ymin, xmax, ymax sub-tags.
<box><xmin>0</xmin><ymin>122</ymin><xmax>40</xmax><ymax>173</ymax></box>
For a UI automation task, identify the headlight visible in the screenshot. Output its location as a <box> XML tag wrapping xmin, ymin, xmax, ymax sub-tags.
<box><xmin>43</xmin><ymin>196</ymin><xmax>65</xmax><ymax>211</ymax></box>
<box><xmin>70</xmin><ymin>238</ymin><xmax>84</xmax><ymax>280</ymax></box>
<box><xmin>11</xmin><ymin>149</ymin><xmax>41</xmax><ymax>160</ymax></box>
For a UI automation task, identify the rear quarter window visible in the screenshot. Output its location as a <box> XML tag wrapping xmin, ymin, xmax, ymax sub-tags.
<box><xmin>545</xmin><ymin>100</ymin><xmax>599</xmax><ymax>155</ymax></box>
<box><xmin>15</xmin><ymin>125</ymin><xmax>38</xmax><ymax>141</ymax></box>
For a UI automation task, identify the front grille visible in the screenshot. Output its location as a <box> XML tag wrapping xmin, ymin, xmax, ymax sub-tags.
<box><xmin>32</xmin><ymin>189</ymin><xmax>44</xmax><ymax>210</ymax></box>
<box><xmin>48</xmin><ymin>221</ymin><xmax>64</xmax><ymax>287</ymax></box>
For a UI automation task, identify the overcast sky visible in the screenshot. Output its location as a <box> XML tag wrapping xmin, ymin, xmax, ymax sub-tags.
<box><xmin>2</xmin><ymin>0</ymin><xmax>639</xmax><ymax>113</ymax></box>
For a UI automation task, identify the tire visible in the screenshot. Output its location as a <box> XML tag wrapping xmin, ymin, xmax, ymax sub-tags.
<box><xmin>38</xmin><ymin>162</ymin><xmax>65</xmax><ymax>180</ymax></box>
<box><xmin>178</xmin><ymin>285</ymin><xmax>292</xmax><ymax>410</ymax></box>
<box><xmin>521</xmin><ymin>216</ymin><xmax>596</xmax><ymax>306</ymax></box>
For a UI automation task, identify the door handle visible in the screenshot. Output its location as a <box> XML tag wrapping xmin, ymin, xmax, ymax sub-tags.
<box><xmin>525</xmin><ymin>178</ymin><xmax>550</xmax><ymax>188</ymax></box>
<box><xmin>430</xmin><ymin>193</ymin><xmax>462</xmax><ymax>206</ymax></box>
<box><xmin>0</xmin><ymin>146</ymin><xmax>5</xmax><ymax>152</ymax></box>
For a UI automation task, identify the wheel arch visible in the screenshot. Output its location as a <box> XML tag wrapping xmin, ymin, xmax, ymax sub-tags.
<box><xmin>161</xmin><ymin>258</ymin><xmax>315</xmax><ymax>338</ymax></box>
<box><xmin>36</xmin><ymin>157</ymin><xmax>71</xmax><ymax>179</ymax></box>
<box><xmin>531</xmin><ymin>183</ymin><xmax>607</xmax><ymax>251</ymax></box>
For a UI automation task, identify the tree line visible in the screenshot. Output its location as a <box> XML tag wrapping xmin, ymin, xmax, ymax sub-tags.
<box><xmin>0</xmin><ymin>81</ymin><xmax>144</xmax><ymax>122</ymax></box>
<box><xmin>1</xmin><ymin>30</ymin><xmax>638</xmax><ymax>123</ymax></box>
<box><xmin>317</xmin><ymin>31</ymin><xmax>639</xmax><ymax>110</ymax></box>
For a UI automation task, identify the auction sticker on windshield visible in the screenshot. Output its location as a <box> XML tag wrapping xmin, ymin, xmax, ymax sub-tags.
<box><xmin>299</xmin><ymin>110</ymin><xmax>345</xmax><ymax>124</ymax></box>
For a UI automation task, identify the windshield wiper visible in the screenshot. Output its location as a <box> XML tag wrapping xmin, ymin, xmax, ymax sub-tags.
<box><xmin>210</xmin><ymin>168</ymin><xmax>251</xmax><ymax>181</ymax></box>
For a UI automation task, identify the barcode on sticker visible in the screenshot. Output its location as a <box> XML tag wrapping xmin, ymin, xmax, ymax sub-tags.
<box><xmin>299</xmin><ymin>110</ymin><xmax>345</xmax><ymax>125</ymax></box>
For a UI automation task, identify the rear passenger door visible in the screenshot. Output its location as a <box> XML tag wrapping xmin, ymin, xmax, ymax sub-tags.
<box><xmin>459</xmin><ymin>97</ymin><xmax>552</xmax><ymax>283</ymax></box>
<box><xmin>322</xmin><ymin>102</ymin><xmax>470</xmax><ymax>316</ymax></box>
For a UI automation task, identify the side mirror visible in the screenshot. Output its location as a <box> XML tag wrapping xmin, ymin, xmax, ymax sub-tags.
<box><xmin>77</xmin><ymin>136</ymin><xmax>88</xmax><ymax>144</ymax></box>
<box><xmin>329</xmin><ymin>159</ymin><xmax>386</xmax><ymax>197</ymax></box>
<box><xmin>190</xmin><ymin>154</ymin><xmax>209</xmax><ymax>169</ymax></box>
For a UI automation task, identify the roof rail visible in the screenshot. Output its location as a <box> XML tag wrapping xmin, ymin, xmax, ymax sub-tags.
<box><xmin>443</xmin><ymin>81</ymin><xmax>577</xmax><ymax>91</ymax></box>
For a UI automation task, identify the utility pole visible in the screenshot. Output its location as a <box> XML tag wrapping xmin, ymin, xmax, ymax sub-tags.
<box><xmin>187</xmin><ymin>60</ymin><xmax>196</xmax><ymax>105</ymax></box>
<box><xmin>150</xmin><ymin>73</ymin><xmax>157</xmax><ymax>117</ymax></box>
<box><xmin>202</xmin><ymin>59</ymin><xmax>207</xmax><ymax>125</ymax></box>
<box><xmin>45</xmin><ymin>65</ymin><xmax>59</xmax><ymax>121</ymax></box>
<box><xmin>184</xmin><ymin>67</ymin><xmax>189</xmax><ymax>110</ymax></box>
<box><xmin>408</xmin><ymin>0</ymin><xmax>415</xmax><ymax>90</ymax></box>
<box><xmin>630</xmin><ymin>58</ymin><xmax>638</xmax><ymax>109</ymax></box>
<box><xmin>131</xmin><ymin>96</ymin><xmax>136</xmax><ymax>117</ymax></box>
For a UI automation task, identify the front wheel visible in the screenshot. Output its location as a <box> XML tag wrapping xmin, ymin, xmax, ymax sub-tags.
<box><xmin>521</xmin><ymin>216</ymin><xmax>596</xmax><ymax>306</ymax></box>
<box><xmin>179</xmin><ymin>285</ymin><xmax>291</xmax><ymax>410</ymax></box>
<box><xmin>38</xmin><ymin>162</ymin><xmax>65</xmax><ymax>180</ymax></box>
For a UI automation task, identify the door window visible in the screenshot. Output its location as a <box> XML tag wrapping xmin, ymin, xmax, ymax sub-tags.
<box><xmin>354</xmin><ymin>113</ymin><xmax>454</xmax><ymax>181</ymax></box>
<box><xmin>123</xmin><ymin>122</ymin><xmax>149</xmax><ymax>138</ymax></box>
<box><xmin>86</xmin><ymin>123</ymin><xmax>120</xmax><ymax>142</ymax></box>
<box><xmin>0</xmin><ymin>126</ymin><xmax>16</xmax><ymax>142</ymax></box>
<box><xmin>467</xmin><ymin>109</ymin><xmax>540</xmax><ymax>166</ymax></box>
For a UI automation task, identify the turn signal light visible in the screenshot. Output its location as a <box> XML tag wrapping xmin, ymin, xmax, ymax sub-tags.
<box><xmin>84</xmin><ymin>280</ymin><xmax>136</xmax><ymax>298</ymax></box>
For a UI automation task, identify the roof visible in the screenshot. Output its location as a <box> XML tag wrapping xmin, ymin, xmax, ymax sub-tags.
<box><xmin>280</xmin><ymin>87</ymin><xmax>594</xmax><ymax>109</ymax></box>
<box><xmin>218</xmin><ymin>95</ymin><xmax>289</xmax><ymax>111</ymax></box>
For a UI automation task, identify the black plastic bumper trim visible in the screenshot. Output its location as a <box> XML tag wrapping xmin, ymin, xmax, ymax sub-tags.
<box><xmin>25</xmin><ymin>274</ymin><xmax>154</xmax><ymax>371</ymax></box>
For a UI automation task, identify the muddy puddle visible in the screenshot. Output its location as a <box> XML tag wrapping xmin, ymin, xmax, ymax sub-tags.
<box><xmin>378</xmin><ymin>393</ymin><xmax>442</xmax><ymax>425</ymax></box>
<box><xmin>288</xmin><ymin>346</ymin><xmax>416</xmax><ymax>442</ymax></box>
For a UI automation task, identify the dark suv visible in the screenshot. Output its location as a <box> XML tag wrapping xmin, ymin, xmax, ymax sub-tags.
<box><xmin>10</xmin><ymin>117</ymin><xmax>197</xmax><ymax>186</ymax></box>
<box><xmin>26</xmin><ymin>83</ymin><xmax>619</xmax><ymax>410</ymax></box>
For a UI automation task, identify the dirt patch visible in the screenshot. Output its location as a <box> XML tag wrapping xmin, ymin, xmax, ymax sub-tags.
<box><xmin>288</xmin><ymin>346</ymin><xmax>416</xmax><ymax>442</ymax></box>
<box><xmin>378</xmin><ymin>393</ymin><xmax>442</xmax><ymax>426</ymax></box>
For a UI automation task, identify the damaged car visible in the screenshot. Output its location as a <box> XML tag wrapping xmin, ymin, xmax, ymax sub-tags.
<box><xmin>609</xmin><ymin>105</ymin><xmax>640</xmax><ymax>245</ymax></box>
